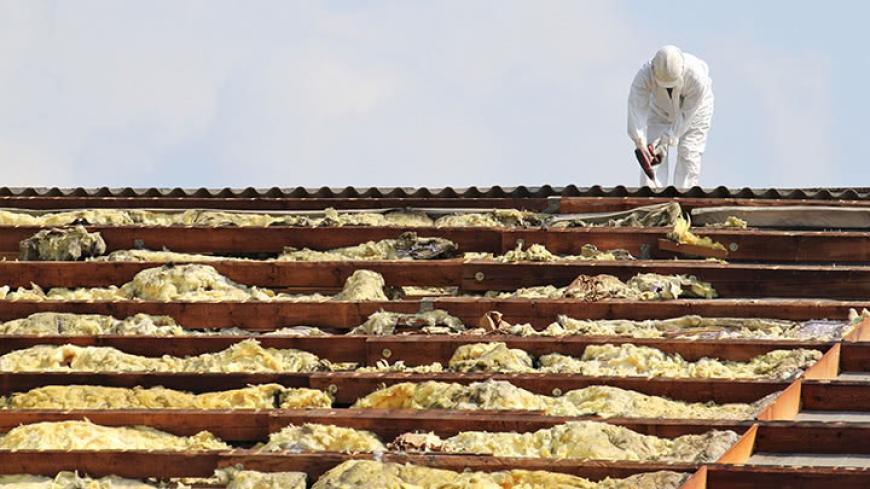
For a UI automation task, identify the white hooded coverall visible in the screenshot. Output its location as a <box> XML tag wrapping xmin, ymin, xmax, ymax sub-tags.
<box><xmin>627</xmin><ymin>52</ymin><xmax>714</xmax><ymax>188</ymax></box>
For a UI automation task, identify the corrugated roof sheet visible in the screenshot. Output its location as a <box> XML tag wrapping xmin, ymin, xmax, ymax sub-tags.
<box><xmin>2</xmin><ymin>186</ymin><xmax>870</xmax><ymax>200</ymax></box>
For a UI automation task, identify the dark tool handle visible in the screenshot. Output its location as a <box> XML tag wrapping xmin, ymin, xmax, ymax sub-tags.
<box><xmin>635</xmin><ymin>148</ymin><xmax>656</xmax><ymax>180</ymax></box>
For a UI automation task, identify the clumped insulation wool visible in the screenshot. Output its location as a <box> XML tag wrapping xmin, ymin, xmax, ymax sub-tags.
<box><xmin>93</xmin><ymin>242</ymin><xmax>632</xmax><ymax>264</ymax></box>
<box><xmin>261</xmin><ymin>423</ymin><xmax>386</xmax><ymax>453</ymax></box>
<box><xmin>311</xmin><ymin>460</ymin><xmax>688</xmax><ymax>489</ymax></box>
<box><xmin>394</xmin><ymin>421</ymin><xmax>737</xmax><ymax>463</ymax></box>
<box><xmin>516</xmin><ymin>314</ymin><xmax>853</xmax><ymax>341</ymax></box>
<box><xmin>259</xmin><ymin>421</ymin><xmax>734</xmax><ymax>464</ymax></box>
<box><xmin>489</xmin><ymin>243</ymin><xmax>634</xmax><ymax>262</ymax></box>
<box><xmin>548</xmin><ymin>202</ymin><xmax>682</xmax><ymax>228</ymax></box>
<box><xmin>538</xmin><ymin>344</ymin><xmax>821</xmax><ymax>380</ymax></box>
<box><xmin>0</xmin><ymin>208</ymin><xmax>433</xmax><ymax>228</ymax></box>
<box><xmin>0</xmin><ymin>339</ymin><xmax>335</xmax><ymax>373</ymax></box>
<box><xmin>222</xmin><ymin>470</ymin><xmax>306</xmax><ymax>489</ymax></box>
<box><xmin>364</xmin><ymin>342</ymin><xmax>821</xmax><ymax>380</ymax></box>
<box><xmin>19</xmin><ymin>226</ymin><xmax>106</xmax><ymax>261</ymax></box>
<box><xmin>0</xmin><ymin>309</ymin><xmax>469</xmax><ymax>337</ymax></box>
<box><xmin>491</xmin><ymin>273</ymin><xmax>717</xmax><ymax>300</ymax></box>
<box><xmin>352</xmin><ymin>380</ymin><xmax>763</xmax><ymax>420</ymax></box>
<box><xmin>0</xmin><ymin>203</ymin><xmax>684</xmax><ymax>229</ymax></box>
<box><xmin>349</xmin><ymin>310</ymin><xmax>466</xmax><ymax>335</ymax></box>
<box><xmin>279</xmin><ymin>232</ymin><xmax>458</xmax><ymax>261</ymax></box>
<box><xmin>0</xmin><ymin>472</ymin><xmax>166</xmax><ymax>489</ymax></box>
<box><xmin>0</xmin><ymin>312</ymin><xmax>185</xmax><ymax>336</ymax></box>
<box><xmin>0</xmin><ymin>265</ymin><xmax>390</xmax><ymax>303</ymax></box>
<box><xmin>0</xmin><ymin>420</ymin><xmax>228</xmax><ymax>451</ymax></box>
<box><xmin>667</xmin><ymin>216</ymin><xmax>726</xmax><ymax>251</ymax></box>
<box><xmin>3</xmin><ymin>384</ymin><xmax>331</xmax><ymax>410</ymax></box>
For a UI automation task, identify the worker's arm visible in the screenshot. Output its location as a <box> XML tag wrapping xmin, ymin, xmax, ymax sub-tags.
<box><xmin>670</xmin><ymin>63</ymin><xmax>711</xmax><ymax>140</ymax></box>
<box><xmin>627</xmin><ymin>62</ymin><xmax>654</xmax><ymax>148</ymax></box>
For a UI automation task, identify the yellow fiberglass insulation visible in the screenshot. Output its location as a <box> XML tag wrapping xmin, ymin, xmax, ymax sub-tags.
<box><xmin>531</xmin><ymin>314</ymin><xmax>851</xmax><ymax>341</ymax></box>
<box><xmin>0</xmin><ymin>265</ymin><xmax>389</xmax><ymax>303</ymax></box>
<box><xmin>311</xmin><ymin>460</ymin><xmax>688</xmax><ymax>489</ymax></box>
<box><xmin>667</xmin><ymin>216</ymin><xmax>726</xmax><ymax>251</ymax></box>
<box><xmin>19</xmin><ymin>226</ymin><xmax>107</xmax><ymax>261</ymax></box>
<box><xmin>491</xmin><ymin>243</ymin><xmax>633</xmax><ymax>262</ymax></box>
<box><xmin>3</xmin><ymin>384</ymin><xmax>331</xmax><ymax>410</ymax></box>
<box><xmin>0</xmin><ymin>420</ymin><xmax>228</xmax><ymax>451</ymax></box>
<box><xmin>493</xmin><ymin>273</ymin><xmax>716</xmax><ymax>301</ymax></box>
<box><xmin>704</xmin><ymin>216</ymin><xmax>749</xmax><ymax>228</ymax></box>
<box><xmin>279</xmin><ymin>232</ymin><xmax>458</xmax><ymax>262</ymax></box>
<box><xmin>538</xmin><ymin>344</ymin><xmax>821</xmax><ymax>380</ymax></box>
<box><xmin>0</xmin><ymin>312</ymin><xmax>185</xmax><ymax>336</ymax></box>
<box><xmin>368</xmin><ymin>342</ymin><xmax>820</xmax><ymax>380</ymax></box>
<box><xmin>93</xmin><ymin>249</ymin><xmax>232</xmax><ymax>262</ymax></box>
<box><xmin>0</xmin><ymin>472</ymin><xmax>165</xmax><ymax>489</ymax></box>
<box><xmin>398</xmin><ymin>421</ymin><xmax>738</xmax><ymax>463</ymax></box>
<box><xmin>223</xmin><ymin>470</ymin><xmax>306</xmax><ymax>489</ymax></box>
<box><xmin>0</xmin><ymin>339</ymin><xmax>329</xmax><ymax>373</ymax></box>
<box><xmin>260</xmin><ymin>423</ymin><xmax>386</xmax><ymax>453</ymax></box>
<box><xmin>447</xmin><ymin>342</ymin><xmax>534</xmax><ymax>373</ymax></box>
<box><xmin>434</xmin><ymin>209</ymin><xmax>546</xmax><ymax>228</ymax></box>
<box><xmin>348</xmin><ymin>309</ymin><xmax>465</xmax><ymax>335</ymax></box>
<box><xmin>350</xmin><ymin>380</ymin><xmax>760</xmax><ymax>420</ymax></box>
<box><xmin>332</xmin><ymin>270</ymin><xmax>388</xmax><ymax>301</ymax></box>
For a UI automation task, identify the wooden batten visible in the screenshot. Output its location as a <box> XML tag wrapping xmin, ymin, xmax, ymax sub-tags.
<box><xmin>705</xmin><ymin>465</ymin><xmax>870</xmax><ymax>489</ymax></box>
<box><xmin>219</xmin><ymin>452</ymin><xmax>699</xmax><ymax>480</ymax></box>
<box><xmin>801</xmin><ymin>381</ymin><xmax>870</xmax><ymax>412</ymax></box>
<box><xmin>0</xmin><ymin>299</ymin><xmax>864</xmax><ymax>330</ymax></box>
<box><xmin>755</xmin><ymin>381</ymin><xmax>801</xmax><ymax>421</ymax></box>
<box><xmin>0</xmin><ymin>372</ymin><xmax>311</xmax><ymax>394</ymax></box>
<box><xmin>0</xmin><ymin>451</ymin><xmax>221</xmax><ymax>477</ymax></box>
<box><xmin>716</xmin><ymin>424</ymin><xmax>758</xmax><ymax>464</ymax></box>
<box><xmin>839</xmin><ymin>342</ymin><xmax>870</xmax><ymax>372</ymax></box>
<box><xmin>802</xmin><ymin>343</ymin><xmax>840</xmax><ymax>380</ymax></box>
<box><xmin>754</xmin><ymin>423</ymin><xmax>870</xmax><ymax>455</ymax></box>
<box><xmin>0</xmin><ymin>410</ymin><xmax>268</xmax><ymax>442</ymax></box>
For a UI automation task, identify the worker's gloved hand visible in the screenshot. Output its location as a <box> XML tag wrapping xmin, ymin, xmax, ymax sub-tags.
<box><xmin>634</xmin><ymin>138</ymin><xmax>653</xmax><ymax>164</ymax></box>
<box><xmin>650</xmin><ymin>138</ymin><xmax>668</xmax><ymax>160</ymax></box>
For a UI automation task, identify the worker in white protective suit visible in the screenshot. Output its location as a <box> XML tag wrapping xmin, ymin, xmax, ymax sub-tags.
<box><xmin>628</xmin><ymin>45</ymin><xmax>714</xmax><ymax>188</ymax></box>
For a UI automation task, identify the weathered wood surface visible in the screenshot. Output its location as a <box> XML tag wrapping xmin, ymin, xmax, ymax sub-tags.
<box><xmin>0</xmin><ymin>372</ymin><xmax>311</xmax><ymax>394</ymax></box>
<box><xmin>801</xmin><ymin>381</ymin><xmax>870</xmax><ymax>411</ymax></box>
<box><xmin>0</xmin><ymin>451</ymin><xmax>221</xmax><ymax>477</ymax></box>
<box><xmin>0</xmin><ymin>410</ymin><xmax>268</xmax><ymax>441</ymax></box>
<box><xmin>705</xmin><ymin>465</ymin><xmax>870</xmax><ymax>489</ymax></box>
<box><xmin>0</xmin><ymin>299</ymin><xmax>861</xmax><ymax>328</ymax></box>
<box><xmin>218</xmin><ymin>452</ymin><xmax>700</xmax><ymax>480</ymax></box>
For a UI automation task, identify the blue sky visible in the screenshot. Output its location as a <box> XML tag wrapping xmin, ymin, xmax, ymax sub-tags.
<box><xmin>0</xmin><ymin>0</ymin><xmax>865</xmax><ymax>189</ymax></box>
